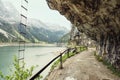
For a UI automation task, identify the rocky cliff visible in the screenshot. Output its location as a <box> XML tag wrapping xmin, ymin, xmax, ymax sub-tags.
<box><xmin>47</xmin><ymin>0</ymin><xmax>120</xmax><ymax>70</ymax></box>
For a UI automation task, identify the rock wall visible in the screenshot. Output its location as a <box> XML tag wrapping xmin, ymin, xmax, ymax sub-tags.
<box><xmin>69</xmin><ymin>25</ymin><xmax>94</xmax><ymax>47</ymax></box>
<box><xmin>46</xmin><ymin>0</ymin><xmax>120</xmax><ymax>70</ymax></box>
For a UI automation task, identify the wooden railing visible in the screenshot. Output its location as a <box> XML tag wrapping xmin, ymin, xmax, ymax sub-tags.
<box><xmin>29</xmin><ymin>48</ymin><xmax>77</xmax><ymax>80</ymax></box>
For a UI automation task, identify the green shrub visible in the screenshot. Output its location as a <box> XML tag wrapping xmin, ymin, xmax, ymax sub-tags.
<box><xmin>0</xmin><ymin>56</ymin><xmax>42</xmax><ymax>80</ymax></box>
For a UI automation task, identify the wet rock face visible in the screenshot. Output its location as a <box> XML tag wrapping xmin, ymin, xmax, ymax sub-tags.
<box><xmin>47</xmin><ymin>0</ymin><xmax>120</xmax><ymax>70</ymax></box>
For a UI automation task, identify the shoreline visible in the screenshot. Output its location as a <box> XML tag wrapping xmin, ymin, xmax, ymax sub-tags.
<box><xmin>0</xmin><ymin>43</ymin><xmax>58</xmax><ymax>47</ymax></box>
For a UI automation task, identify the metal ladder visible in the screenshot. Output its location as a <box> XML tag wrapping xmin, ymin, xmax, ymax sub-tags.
<box><xmin>18</xmin><ymin>0</ymin><xmax>28</xmax><ymax>65</ymax></box>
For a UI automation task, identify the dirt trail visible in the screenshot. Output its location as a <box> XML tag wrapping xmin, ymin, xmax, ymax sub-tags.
<box><xmin>46</xmin><ymin>48</ymin><xmax>120</xmax><ymax>80</ymax></box>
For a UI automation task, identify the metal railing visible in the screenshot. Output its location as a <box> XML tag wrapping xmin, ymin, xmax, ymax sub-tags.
<box><xmin>29</xmin><ymin>48</ymin><xmax>75</xmax><ymax>80</ymax></box>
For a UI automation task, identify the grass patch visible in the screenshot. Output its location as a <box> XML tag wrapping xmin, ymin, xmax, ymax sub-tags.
<box><xmin>94</xmin><ymin>52</ymin><xmax>120</xmax><ymax>77</ymax></box>
<box><xmin>51</xmin><ymin>46</ymin><xmax>87</xmax><ymax>71</ymax></box>
<box><xmin>94</xmin><ymin>52</ymin><xmax>103</xmax><ymax>62</ymax></box>
<box><xmin>50</xmin><ymin>52</ymin><xmax>75</xmax><ymax>71</ymax></box>
<box><xmin>102</xmin><ymin>60</ymin><xmax>120</xmax><ymax>77</ymax></box>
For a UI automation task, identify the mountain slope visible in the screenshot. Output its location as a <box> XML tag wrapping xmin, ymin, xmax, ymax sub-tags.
<box><xmin>0</xmin><ymin>0</ymin><xmax>69</xmax><ymax>43</ymax></box>
<box><xmin>28</xmin><ymin>19</ymin><xmax>68</xmax><ymax>42</ymax></box>
<box><xmin>60</xmin><ymin>32</ymin><xmax>70</xmax><ymax>43</ymax></box>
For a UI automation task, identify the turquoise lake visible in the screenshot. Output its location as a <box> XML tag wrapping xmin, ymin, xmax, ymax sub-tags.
<box><xmin>0</xmin><ymin>46</ymin><xmax>66</xmax><ymax>79</ymax></box>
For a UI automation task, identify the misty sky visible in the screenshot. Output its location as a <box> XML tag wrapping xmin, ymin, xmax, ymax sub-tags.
<box><xmin>2</xmin><ymin>0</ymin><xmax>71</xmax><ymax>30</ymax></box>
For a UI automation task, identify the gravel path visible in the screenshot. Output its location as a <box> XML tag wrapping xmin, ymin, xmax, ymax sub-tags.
<box><xmin>46</xmin><ymin>48</ymin><xmax>120</xmax><ymax>80</ymax></box>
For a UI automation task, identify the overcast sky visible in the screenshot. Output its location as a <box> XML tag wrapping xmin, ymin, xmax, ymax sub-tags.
<box><xmin>2</xmin><ymin>0</ymin><xmax>71</xmax><ymax>30</ymax></box>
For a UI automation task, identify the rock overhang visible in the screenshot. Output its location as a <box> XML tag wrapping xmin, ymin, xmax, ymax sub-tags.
<box><xmin>46</xmin><ymin>0</ymin><xmax>120</xmax><ymax>42</ymax></box>
<box><xmin>46</xmin><ymin>0</ymin><xmax>120</xmax><ymax>70</ymax></box>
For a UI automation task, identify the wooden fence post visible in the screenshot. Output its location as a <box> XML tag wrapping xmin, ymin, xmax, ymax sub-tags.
<box><xmin>67</xmin><ymin>48</ymin><xmax>70</xmax><ymax>58</ymax></box>
<box><xmin>59</xmin><ymin>53</ymin><xmax>63</xmax><ymax>69</ymax></box>
<box><xmin>75</xmin><ymin>47</ymin><xmax>77</xmax><ymax>54</ymax></box>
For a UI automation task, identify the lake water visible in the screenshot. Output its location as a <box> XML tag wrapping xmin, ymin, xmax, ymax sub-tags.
<box><xmin>0</xmin><ymin>46</ymin><xmax>66</xmax><ymax>79</ymax></box>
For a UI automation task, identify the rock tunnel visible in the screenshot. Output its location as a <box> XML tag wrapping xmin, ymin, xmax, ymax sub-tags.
<box><xmin>46</xmin><ymin>0</ymin><xmax>120</xmax><ymax>70</ymax></box>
